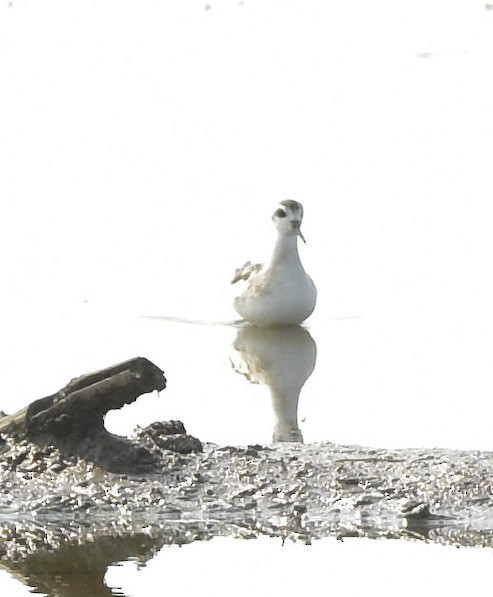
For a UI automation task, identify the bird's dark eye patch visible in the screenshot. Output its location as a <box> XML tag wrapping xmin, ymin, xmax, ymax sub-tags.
<box><xmin>274</xmin><ymin>208</ymin><xmax>287</xmax><ymax>218</ymax></box>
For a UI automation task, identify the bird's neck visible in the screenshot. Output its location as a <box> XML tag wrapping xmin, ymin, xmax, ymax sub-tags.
<box><xmin>269</xmin><ymin>231</ymin><xmax>301</xmax><ymax>268</ymax></box>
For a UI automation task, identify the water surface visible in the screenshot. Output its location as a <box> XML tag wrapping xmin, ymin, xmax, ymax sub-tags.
<box><xmin>2</xmin><ymin>0</ymin><xmax>493</xmax><ymax>595</ymax></box>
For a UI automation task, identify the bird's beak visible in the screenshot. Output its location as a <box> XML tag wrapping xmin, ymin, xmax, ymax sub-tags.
<box><xmin>292</xmin><ymin>221</ymin><xmax>306</xmax><ymax>243</ymax></box>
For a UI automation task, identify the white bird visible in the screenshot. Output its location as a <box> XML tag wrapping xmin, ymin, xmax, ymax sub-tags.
<box><xmin>232</xmin><ymin>200</ymin><xmax>317</xmax><ymax>326</ymax></box>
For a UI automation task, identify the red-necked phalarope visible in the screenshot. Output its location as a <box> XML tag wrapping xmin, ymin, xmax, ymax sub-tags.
<box><xmin>232</xmin><ymin>200</ymin><xmax>317</xmax><ymax>326</ymax></box>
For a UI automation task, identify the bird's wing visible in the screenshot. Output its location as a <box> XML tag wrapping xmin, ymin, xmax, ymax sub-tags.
<box><xmin>231</xmin><ymin>261</ymin><xmax>263</xmax><ymax>284</ymax></box>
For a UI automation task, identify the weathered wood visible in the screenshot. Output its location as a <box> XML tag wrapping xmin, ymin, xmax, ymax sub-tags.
<box><xmin>0</xmin><ymin>357</ymin><xmax>167</xmax><ymax>472</ymax></box>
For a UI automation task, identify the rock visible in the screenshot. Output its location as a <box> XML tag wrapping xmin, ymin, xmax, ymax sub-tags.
<box><xmin>135</xmin><ymin>421</ymin><xmax>203</xmax><ymax>454</ymax></box>
<box><xmin>0</xmin><ymin>357</ymin><xmax>167</xmax><ymax>473</ymax></box>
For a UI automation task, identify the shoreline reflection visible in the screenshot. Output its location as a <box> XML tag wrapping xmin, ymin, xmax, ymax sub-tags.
<box><xmin>230</xmin><ymin>325</ymin><xmax>317</xmax><ymax>443</ymax></box>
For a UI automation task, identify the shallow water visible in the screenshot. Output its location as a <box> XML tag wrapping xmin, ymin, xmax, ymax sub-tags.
<box><xmin>2</xmin><ymin>536</ymin><xmax>493</xmax><ymax>597</ymax></box>
<box><xmin>3</xmin><ymin>0</ymin><xmax>493</xmax><ymax>594</ymax></box>
<box><xmin>2</xmin><ymin>311</ymin><xmax>493</xmax><ymax>596</ymax></box>
<box><xmin>4</xmin><ymin>302</ymin><xmax>493</xmax><ymax>453</ymax></box>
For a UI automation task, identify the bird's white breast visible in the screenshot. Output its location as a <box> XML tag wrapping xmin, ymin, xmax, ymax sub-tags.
<box><xmin>234</xmin><ymin>261</ymin><xmax>316</xmax><ymax>326</ymax></box>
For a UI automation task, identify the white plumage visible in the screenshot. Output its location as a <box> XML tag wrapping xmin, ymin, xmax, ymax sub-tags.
<box><xmin>232</xmin><ymin>200</ymin><xmax>317</xmax><ymax>326</ymax></box>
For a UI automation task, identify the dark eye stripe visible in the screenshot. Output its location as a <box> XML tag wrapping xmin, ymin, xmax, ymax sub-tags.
<box><xmin>274</xmin><ymin>208</ymin><xmax>286</xmax><ymax>218</ymax></box>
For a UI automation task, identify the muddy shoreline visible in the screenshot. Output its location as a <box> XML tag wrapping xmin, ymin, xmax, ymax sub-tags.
<box><xmin>2</xmin><ymin>425</ymin><xmax>493</xmax><ymax>552</ymax></box>
<box><xmin>1</xmin><ymin>359</ymin><xmax>493</xmax><ymax>593</ymax></box>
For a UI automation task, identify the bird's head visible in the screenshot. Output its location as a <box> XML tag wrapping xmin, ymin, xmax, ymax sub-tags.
<box><xmin>272</xmin><ymin>199</ymin><xmax>306</xmax><ymax>243</ymax></box>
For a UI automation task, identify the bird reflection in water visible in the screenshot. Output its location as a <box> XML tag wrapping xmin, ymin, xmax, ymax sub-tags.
<box><xmin>230</xmin><ymin>325</ymin><xmax>317</xmax><ymax>443</ymax></box>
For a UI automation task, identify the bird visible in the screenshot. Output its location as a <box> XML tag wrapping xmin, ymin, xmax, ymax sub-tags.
<box><xmin>231</xmin><ymin>200</ymin><xmax>317</xmax><ymax>326</ymax></box>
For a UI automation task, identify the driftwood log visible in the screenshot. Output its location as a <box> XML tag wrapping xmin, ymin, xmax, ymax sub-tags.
<box><xmin>0</xmin><ymin>357</ymin><xmax>167</xmax><ymax>473</ymax></box>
